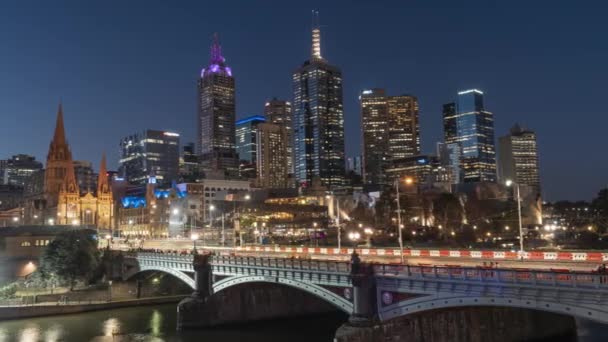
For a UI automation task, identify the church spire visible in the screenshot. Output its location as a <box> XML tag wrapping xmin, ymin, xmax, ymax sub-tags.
<box><xmin>97</xmin><ymin>152</ymin><xmax>110</xmax><ymax>194</ymax></box>
<box><xmin>311</xmin><ymin>10</ymin><xmax>323</xmax><ymax>61</ymax></box>
<box><xmin>52</xmin><ymin>103</ymin><xmax>67</xmax><ymax>146</ymax></box>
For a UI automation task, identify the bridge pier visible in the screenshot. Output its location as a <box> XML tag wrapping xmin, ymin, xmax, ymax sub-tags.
<box><xmin>176</xmin><ymin>254</ymin><xmax>212</xmax><ymax>330</ymax></box>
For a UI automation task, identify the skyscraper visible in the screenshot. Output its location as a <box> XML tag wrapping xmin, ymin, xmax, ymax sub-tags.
<box><xmin>264</xmin><ymin>98</ymin><xmax>293</xmax><ymax>175</ymax></box>
<box><xmin>118</xmin><ymin>129</ymin><xmax>180</xmax><ymax>185</ymax></box>
<box><xmin>198</xmin><ymin>34</ymin><xmax>238</xmax><ymax>177</ymax></box>
<box><xmin>360</xmin><ymin>89</ymin><xmax>420</xmax><ymax>186</ymax></box>
<box><xmin>73</xmin><ymin>160</ymin><xmax>97</xmax><ymax>193</ymax></box>
<box><xmin>443</xmin><ymin>89</ymin><xmax>496</xmax><ymax>183</ymax></box>
<box><xmin>498</xmin><ymin>124</ymin><xmax>541</xmax><ymax>195</ymax></box>
<box><xmin>256</xmin><ymin>123</ymin><xmax>289</xmax><ymax>189</ymax></box>
<box><xmin>235</xmin><ymin>115</ymin><xmax>266</xmax><ymax>179</ymax></box>
<box><xmin>292</xmin><ymin>12</ymin><xmax>345</xmax><ymax>189</ymax></box>
<box><xmin>0</xmin><ymin>154</ymin><xmax>43</xmax><ymax>188</ymax></box>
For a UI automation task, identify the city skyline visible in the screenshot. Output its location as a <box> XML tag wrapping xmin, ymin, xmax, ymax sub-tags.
<box><xmin>1</xmin><ymin>1</ymin><xmax>607</xmax><ymax>200</ymax></box>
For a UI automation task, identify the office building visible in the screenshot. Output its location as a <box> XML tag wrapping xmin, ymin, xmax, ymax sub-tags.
<box><xmin>119</xmin><ymin>129</ymin><xmax>180</xmax><ymax>186</ymax></box>
<box><xmin>360</xmin><ymin>89</ymin><xmax>420</xmax><ymax>186</ymax></box>
<box><xmin>256</xmin><ymin>123</ymin><xmax>289</xmax><ymax>189</ymax></box>
<box><xmin>235</xmin><ymin>115</ymin><xmax>266</xmax><ymax>178</ymax></box>
<box><xmin>197</xmin><ymin>34</ymin><xmax>238</xmax><ymax>176</ymax></box>
<box><xmin>443</xmin><ymin>89</ymin><xmax>496</xmax><ymax>183</ymax></box>
<box><xmin>292</xmin><ymin>12</ymin><xmax>345</xmax><ymax>189</ymax></box>
<box><xmin>264</xmin><ymin>98</ymin><xmax>293</xmax><ymax>175</ymax></box>
<box><xmin>437</xmin><ymin>142</ymin><xmax>463</xmax><ymax>185</ymax></box>
<box><xmin>73</xmin><ymin>160</ymin><xmax>97</xmax><ymax>194</ymax></box>
<box><xmin>0</xmin><ymin>155</ymin><xmax>43</xmax><ymax>188</ymax></box>
<box><xmin>179</xmin><ymin>143</ymin><xmax>204</xmax><ymax>183</ymax></box>
<box><xmin>498</xmin><ymin>124</ymin><xmax>541</xmax><ymax>195</ymax></box>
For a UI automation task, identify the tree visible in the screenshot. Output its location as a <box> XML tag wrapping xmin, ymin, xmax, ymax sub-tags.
<box><xmin>39</xmin><ymin>230</ymin><xmax>100</xmax><ymax>290</ymax></box>
<box><xmin>432</xmin><ymin>193</ymin><xmax>463</xmax><ymax>239</ymax></box>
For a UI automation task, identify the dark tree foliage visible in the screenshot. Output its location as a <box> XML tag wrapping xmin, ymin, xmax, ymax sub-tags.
<box><xmin>39</xmin><ymin>230</ymin><xmax>100</xmax><ymax>290</ymax></box>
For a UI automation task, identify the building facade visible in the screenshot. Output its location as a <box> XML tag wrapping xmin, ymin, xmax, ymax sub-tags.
<box><xmin>0</xmin><ymin>155</ymin><xmax>43</xmax><ymax>188</ymax></box>
<box><xmin>235</xmin><ymin>115</ymin><xmax>266</xmax><ymax>179</ymax></box>
<box><xmin>443</xmin><ymin>89</ymin><xmax>496</xmax><ymax>183</ymax></box>
<box><xmin>264</xmin><ymin>98</ymin><xmax>293</xmax><ymax>176</ymax></box>
<box><xmin>41</xmin><ymin>105</ymin><xmax>113</xmax><ymax>228</ymax></box>
<box><xmin>73</xmin><ymin>160</ymin><xmax>97</xmax><ymax>194</ymax></box>
<box><xmin>360</xmin><ymin>89</ymin><xmax>420</xmax><ymax>186</ymax></box>
<box><xmin>118</xmin><ymin>129</ymin><xmax>180</xmax><ymax>186</ymax></box>
<box><xmin>197</xmin><ymin>34</ymin><xmax>238</xmax><ymax>177</ymax></box>
<box><xmin>498</xmin><ymin>124</ymin><xmax>541</xmax><ymax>195</ymax></box>
<box><xmin>292</xmin><ymin>16</ymin><xmax>345</xmax><ymax>189</ymax></box>
<box><xmin>256</xmin><ymin>123</ymin><xmax>289</xmax><ymax>189</ymax></box>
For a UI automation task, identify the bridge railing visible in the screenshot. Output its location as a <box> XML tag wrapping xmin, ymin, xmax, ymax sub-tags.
<box><xmin>373</xmin><ymin>264</ymin><xmax>608</xmax><ymax>289</ymax></box>
<box><xmin>211</xmin><ymin>255</ymin><xmax>350</xmax><ymax>273</ymax></box>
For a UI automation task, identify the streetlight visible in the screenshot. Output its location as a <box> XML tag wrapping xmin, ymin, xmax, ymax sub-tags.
<box><xmin>394</xmin><ymin>176</ymin><xmax>414</xmax><ymax>264</ymax></box>
<box><xmin>348</xmin><ymin>231</ymin><xmax>360</xmax><ymax>243</ymax></box>
<box><xmin>105</xmin><ymin>234</ymin><xmax>111</xmax><ymax>249</ymax></box>
<box><xmin>326</xmin><ymin>192</ymin><xmax>342</xmax><ymax>250</ymax></box>
<box><xmin>191</xmin><ymin>233</ymin><xmax>199</xmax><ymax>253</ymax></box>
<box><xmin>506</xmin><ymin>179</ymin><xmax>524</xmax><ymax>258</ymax></box>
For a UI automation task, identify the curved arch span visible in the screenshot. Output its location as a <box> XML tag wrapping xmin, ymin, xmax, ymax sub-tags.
<box><xmin>126</xmin><ymin>265</ymin><xmax>195</xmax><ymax>289</ymax></box>
<box><xmin>212</xmin><ymin>275</ymin><xmax>353</xmax><ymax>313</ymax></box>
<box><xmin>379</xmin><ymin>294</ymin><xmax>608</xmax><ymax>324</ymax></box>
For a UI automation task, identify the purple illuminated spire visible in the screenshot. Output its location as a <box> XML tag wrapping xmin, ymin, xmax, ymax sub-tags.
<box><xmin>210</xmin><ymin>32</ymin><xmax>224</xmax><ymax>64</ymax></box>
<box><xmin>201</xmin><ymin>33</ymin><xmax>232</xmax><ymax>77</ymax></box>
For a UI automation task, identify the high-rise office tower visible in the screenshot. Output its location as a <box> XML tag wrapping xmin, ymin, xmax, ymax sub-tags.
<box><xmin>292</xmin><ymin>12</ymin><xmax>345</xmax><ymax>189</ymax></box>
<box><xmin>235</xmin><ymin>115</ymin><xmax>266</xmax><ymax>179</ymax></box>
<box><xmin>360</xmin><ymin>89</ymin><xmax>420</xmax><ymax>186</ymax></box>
<box><xmin>443</xmin><ymin>89</ymin><xmax>496</xmax><ymax>183</ymax></box>
<box><xmin>264</xmin><ymin>98</ymin><xmax>293</xmax><ymax>175</ymax></box>
<box><xmin>256</xmin><ymin>123</ymin><xmax>289</xmax><ymax>189</ymax></box>
<box><xmin>0</xmin><ymin>154</ymin><xmax>43</xmax><ymax>188</ymax></box>
<box><xmin>436</xmin><ymin>142</ymin><xmax>463</xmax><ymax>185</ymax></box>
<box><xmin>498</xmin><ymin>124</ymin><xmax>541</xmax><ymax>194</ymax></box>
<box><xmin>73</xmin><ymin>160</ymin><xmax>97</xmax><ymax>193</ymax></box>
<box><xmin>119</xmin><ymin>130</ymin><xmax>180</xmax><ymax>185</ymax></box>
<box><xmin>197</xmin><ymin>34</ymin><xmax>238</xmax><ymax>176</ymax></box>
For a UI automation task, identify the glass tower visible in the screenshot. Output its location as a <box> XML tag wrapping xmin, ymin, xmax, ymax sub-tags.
<box><xmin>292</xmin><ymin>13</ymin><xmax>345</xmax><ymax>189</ymax></box>
<box><xmin>264</xmin><ymin>98</ymin><xmax>293</xmax><ymax>176</ymax></box>
<box><xmin>235</xmin><ymin>115</ymin><xmax>266</xmax><ymax>179</ymax></box>
<box><xmin>198</xmin><ymin>34</ymin><xmax>238</xmax><ymax>177</ymax></box>
<box><xmin>443</xmin><ymin>89</ymin><xmax>496</xmax><ymax>183</ymax></box>
<box><xmin>360</xmin><ymin>89</ymin><xmax>420</xmax><ymax>186</ymax></box>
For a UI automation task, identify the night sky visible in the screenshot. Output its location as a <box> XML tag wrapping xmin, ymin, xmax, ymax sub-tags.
<box><xmin>1</xmin><ymin>1</ymin><xmax>606</xmax><ymax>200</ymax></box>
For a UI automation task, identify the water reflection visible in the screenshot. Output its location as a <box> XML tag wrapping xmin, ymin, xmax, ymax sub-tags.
<box><xmin>149</xmin><ymin>310</ymin><xmax>163</xmax><ymax>336</ymax></box>
<box><xmin>44</xmin><ymin>325</ymin><xmax>63</xmax><ymax>342</ymax></box>
<box><xmin>102</xmin><ymin>317</ymin><xmax>120</xmax><ymax>337</ymax></box>
<box><xmin>18</xmin><ymin>324</ymin><xmax>40</xmax><ymax>342</ymax></box>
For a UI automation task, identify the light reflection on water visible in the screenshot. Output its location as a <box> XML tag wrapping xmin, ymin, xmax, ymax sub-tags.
<box><xmin>0</xmin><ymin>304</ymin><xmax>347</xmax><ymax>342</ymax></box>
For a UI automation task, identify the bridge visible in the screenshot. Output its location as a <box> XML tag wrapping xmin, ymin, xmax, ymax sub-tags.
<box><xmin>121</xmin><ymin>251</ymin><xmax>608</xmax><ymax>339</ymax></box>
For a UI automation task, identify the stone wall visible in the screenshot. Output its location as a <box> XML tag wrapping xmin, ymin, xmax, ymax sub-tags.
<box><xmin>335</xmin><ymin>306</ymin><xmax>578</xmax><ymax>342</ymax></box>
<box><xmin>178</xmin><ymin>282</ymin><xmax>338</xmax><ymax>329</ymax></box>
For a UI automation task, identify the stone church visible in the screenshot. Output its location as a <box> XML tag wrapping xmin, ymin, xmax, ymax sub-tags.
<box><xmin>26</xmin><ymin>105</ymin><xmax>113</xmax><ymax>228</ymax></box>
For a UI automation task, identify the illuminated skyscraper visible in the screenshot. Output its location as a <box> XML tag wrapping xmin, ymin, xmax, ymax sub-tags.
<box><xmin>235</xmin><ymin>115</ymin><xmax>266</xmax><ymax>179</ymax></box>
<box><xmin>443</xmin><ymin>89</ymin><xmax>496</xmax><ymax>183</ymax></box>
<box><xmin>119</xmin><ymin>130</ymin><xmax>180</xmax><ymax>186</ymax></box>
<box><xmin>256</xmin><ymin>123</ymin><xmax>289</xmax><ymax>189</ymax></box>
<box><xmin>292</xmin><ymin>12</ymin><xmax>345</xmax><ymax>189</ymax></box>
<box><xmin>264</xmin><ymin>98</ymin><xmax>293</xmax><ymax>176</ymax></box>
<box><xmin>360</xmin><ymin>89</ymin><xmax>419</xmax><ymax>186</ymax></box>
<box><xmin>498</xmin><ymin>124</ymin><xmax>541</xmax><ymax>194</ymax></box>
<box><xmin>198</xmin><ymin>34</ymin><xmax>238</xmax><ymax>177</ymax></box>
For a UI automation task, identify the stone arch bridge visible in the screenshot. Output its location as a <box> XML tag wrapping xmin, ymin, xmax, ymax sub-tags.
<box><xmin>122</xmin><ymin>252</ymin><xmax>608</xmax><ymax>338</ymax></box>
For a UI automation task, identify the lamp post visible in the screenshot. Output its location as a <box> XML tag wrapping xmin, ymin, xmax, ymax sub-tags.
<box><xmin>208</xmin><ymin>204</ymin><xmax>215</xmax><ymax>246</ymax></box>
<box><xmin>506</xmin><ymin>179</ymin><xmax>524</xmax><ymax>258</ymax></box>
<box><xmin>394</xmin><ymin>177</ymin><xmax>413</xmax><ymax>264</ymax></box>
<box><xmin>191</xmin><ymin>233</ymin><xmax>199</xmax><ymax>254</ymax></box>
<box><xmin>326</xmin><ymin>193</ymin><xmax>341</xmax><ymax>250</ymax></box>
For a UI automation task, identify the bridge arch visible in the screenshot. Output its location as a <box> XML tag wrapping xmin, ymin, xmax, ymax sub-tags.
<box><xmin>125</xmin><ymin>265</ymin><xmax>195</xmax><ymax>289</ymax></box>
<box><xmin>212</xmin><ymin>275</ymin><xmax>353</xmax><ymax>313</ymax></box>
<box><xmin>379</xmin><ymin>294</ymin><xmax>608</xmax><ymax>324</ymax></box>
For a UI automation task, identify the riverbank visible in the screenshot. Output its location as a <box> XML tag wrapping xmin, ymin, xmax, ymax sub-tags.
<box><xmin>0</xmin><ymin>295</ymin><xmax>186</xmax><ymax>321</ymax></box>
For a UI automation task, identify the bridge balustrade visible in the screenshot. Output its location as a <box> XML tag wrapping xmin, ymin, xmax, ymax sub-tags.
<box><xmin>373</xmin><ymin>264</ymin><xmax>608</xmax><ymax>289</ymax></box>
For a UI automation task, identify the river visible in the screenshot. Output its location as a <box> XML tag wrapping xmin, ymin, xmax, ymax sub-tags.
<box><xmin>0</xmin><ymin>304</ymin><xmax>348</xmax><ymax>342</ymax></box>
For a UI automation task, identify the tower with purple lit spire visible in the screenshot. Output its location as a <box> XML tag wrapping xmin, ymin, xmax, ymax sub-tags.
<box><xmin>197</xmin><ymin>33</ymin><xmax>238</xmax><ymax>177</ymax></box>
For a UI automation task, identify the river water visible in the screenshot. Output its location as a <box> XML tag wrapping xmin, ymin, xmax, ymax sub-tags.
<box><xmin>0</xmin><ymin>304</ymin><xmax>348</xmax><ymax>342</ymax></box>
